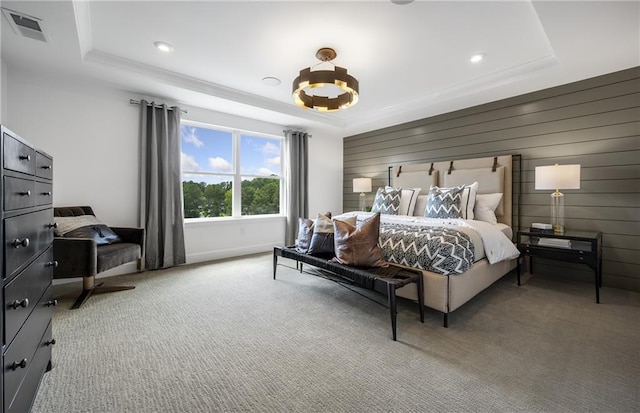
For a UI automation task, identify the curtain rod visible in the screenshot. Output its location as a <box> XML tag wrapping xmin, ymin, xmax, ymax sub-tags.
<box><xmin>283</xmin><ymin>129</ymin><xmax>312</xmax><ymax>138</ymax></box>
<box><xmin>130</xmin><ymin>99</ymin><xmax>187</xmax><ymax>114</ymax></box>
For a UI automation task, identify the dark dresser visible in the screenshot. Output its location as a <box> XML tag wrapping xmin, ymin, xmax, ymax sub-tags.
<box><xmin>1</xmin><ymin>125</ymin><xmax>56</xmax><ymax>412</ymax></box>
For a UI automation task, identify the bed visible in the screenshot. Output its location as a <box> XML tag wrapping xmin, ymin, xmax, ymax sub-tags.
<box><xmin>336</xmin><ymin>154</ymin><xmax>521</xmax><ymax>326</ymax></box>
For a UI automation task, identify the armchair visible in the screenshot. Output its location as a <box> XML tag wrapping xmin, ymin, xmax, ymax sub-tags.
<box><xmin>53</xmin><ymin>206</ymin><xmax>144</xmax><ymax>309</ymax></box>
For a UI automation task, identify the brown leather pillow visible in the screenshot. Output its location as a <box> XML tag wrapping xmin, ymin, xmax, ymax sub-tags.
<box><xmin>308</xmin><ymin>213</ymin><xmax>355</xmax><ymax>257</ymax></box>
<box><xmin>333</xmin><ymin>212</ymin><xmax>387</xmax><ymax>267</ymax></box>
<box><xmin>295</xmin><ymin>218</ymin><xmax>314</xmax><ymax>253</ymax></box>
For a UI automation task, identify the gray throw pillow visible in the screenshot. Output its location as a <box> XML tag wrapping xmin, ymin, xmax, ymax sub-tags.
<box><xmin>295</xmin><ymin>218</ymin><xmax>314</xmax><ymax>253</ymax></box>
<box><xmin>370</xmin><ymin>187</ymin><xmax>401</xmax><ymax>215</ymax></box>
<box><xmin>64</xmin><ymin>224</ymin><xmax>122</xmax><ymax>246</ymax></box>
<box><xmin>425</xmin><ymin>185</ymin><xmax>465</xmax><ymax>219</ymax></box>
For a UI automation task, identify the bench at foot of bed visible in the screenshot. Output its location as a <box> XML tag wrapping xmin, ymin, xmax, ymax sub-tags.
<box><xmin>273</xmin><ymin>246</ymin><xmax>424</xmax><ymax>341</ymax></box>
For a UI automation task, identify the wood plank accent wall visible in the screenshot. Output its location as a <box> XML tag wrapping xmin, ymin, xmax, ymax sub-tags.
<box><xmin>343</xmin><ymin>67</ymin><xmax>640</xmax><ymax>292</ymax></box>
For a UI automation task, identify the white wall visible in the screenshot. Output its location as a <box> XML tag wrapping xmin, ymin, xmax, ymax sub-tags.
<box><xmin>5</xmin><ymin>66</ymin><xmax>343</xmax><ymax>277</ymax></box>
<box><xmin>1</xmin><ymin>59</ymin><xmax>6</xmax><ymax>123</ymax></box>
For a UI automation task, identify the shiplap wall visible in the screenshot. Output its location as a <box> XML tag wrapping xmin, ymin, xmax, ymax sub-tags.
<box><xmin>343</xmin><ymin>67</ymin><xmax>640</xmax><ymax>292</ymax></box>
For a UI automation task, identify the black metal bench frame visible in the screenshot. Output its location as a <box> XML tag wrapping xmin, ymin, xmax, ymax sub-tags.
<box><xmin>273</xmin><ymin>246</ymin><xmax>424</xmax><ymax>341</ymax></box>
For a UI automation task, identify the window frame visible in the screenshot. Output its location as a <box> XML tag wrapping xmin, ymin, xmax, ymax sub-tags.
<box><xmin>181</xmin><ymin>120</ymin><xmax>285</xmax><ymax>220</ymax></box>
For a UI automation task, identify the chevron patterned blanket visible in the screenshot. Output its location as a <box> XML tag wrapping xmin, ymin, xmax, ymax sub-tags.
<box><xmin>379</xmin><ymin>223</ymin><xmax>474</xmax><ymax>275</ymax></box>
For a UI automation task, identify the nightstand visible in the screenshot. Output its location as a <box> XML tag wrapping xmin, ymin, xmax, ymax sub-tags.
<box><xmin>516</xmin><ymin>230</ymin><xmax>603</xmax><ymax>303</ymax></box>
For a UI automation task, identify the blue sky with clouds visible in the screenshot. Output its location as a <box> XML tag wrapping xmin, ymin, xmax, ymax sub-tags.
<box><xmin>181</xmin><ymin>125</ymin><xmax>281</xmax><ymax>183</ymax></box>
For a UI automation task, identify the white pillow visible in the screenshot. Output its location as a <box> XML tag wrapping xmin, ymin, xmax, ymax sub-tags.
<box><xmin>413</xmin><ymin>195</ymin><xmax>429</xmax><ymax>216</ymax></box>
<box><xmin>461</xmin><ymin>182</ymin><xmax>478</xmax><ymax>220</ymax></box>
<box><xmin>386</xmin><ymin>186</ymin><xmax>421</xmax><ymax>216</ymax></box>
<box><xmin>474</xmin><ymin>193</ymin><xmax>503</xmax><ymax>224</ymax></box>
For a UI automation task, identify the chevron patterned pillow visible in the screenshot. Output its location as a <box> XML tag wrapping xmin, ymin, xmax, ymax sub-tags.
<box><xmin>425</xmin><ymin>185</ymin><xmax>465</xmax><ymax>219</ymax></box>
<box><xmin>371</xmin><ymin>187</ymin><xmax>401</xmax><ymax>215</ymax></box>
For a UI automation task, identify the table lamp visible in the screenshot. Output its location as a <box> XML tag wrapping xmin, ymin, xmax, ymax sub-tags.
<box><xmin>535</xmin><ymin>164</ymin><xmax>581</xmax><ymax>234</ymax></box>
<box><xmin>353</xmin><ymin>178</ymin><xmax>372</xmax><ymax>212</ymax></box>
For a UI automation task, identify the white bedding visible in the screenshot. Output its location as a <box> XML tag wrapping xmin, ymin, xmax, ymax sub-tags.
<box><xmin>334</xmin><ymin>212</ymin><xmax>519</xmax><ymax>265</ymax></box>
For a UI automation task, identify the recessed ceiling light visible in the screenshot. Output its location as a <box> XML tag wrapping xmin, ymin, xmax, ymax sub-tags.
<box><xmin>262</xmin><ymin>76</ymin><xmax>281</xmax><ymax>86</ymax></box>
<box><xmin>154</xmin><ymin>41</ymin><xmax>174</xmax><ymax>53</ymax></box>
<box><xmin>391</xmin><ymin>0</ymin><xmax>414</xmax><ymax>4</ymax></box>
<box><xmin>470</xmin><ymin>53</ymin><xmax>485</xmax><ymax>63</ymax></box>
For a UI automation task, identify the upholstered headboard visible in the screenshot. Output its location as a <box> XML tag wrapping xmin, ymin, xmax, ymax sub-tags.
<box><xmin>389</xmin><ymin>155</ymin><xmax>515</xmax><ymax>227</ymax></box>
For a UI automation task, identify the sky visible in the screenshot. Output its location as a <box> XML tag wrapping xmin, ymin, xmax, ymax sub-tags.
<box><xmin>180</xmin><ymin>125</ymin><xmax>281</xmax><ymax>184</ymax></box>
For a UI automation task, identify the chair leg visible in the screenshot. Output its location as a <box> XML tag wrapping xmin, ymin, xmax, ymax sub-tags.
<box><xmin>70</xmin><ymin>275</ymin><xmax>135</xmax><ymax>309</ymax></box>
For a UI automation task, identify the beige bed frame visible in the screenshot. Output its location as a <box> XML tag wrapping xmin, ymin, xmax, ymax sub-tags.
<box><xmin>388</xmin><ymin>155</ymin><xmax>519</xmax><ymax>327</ymax></box>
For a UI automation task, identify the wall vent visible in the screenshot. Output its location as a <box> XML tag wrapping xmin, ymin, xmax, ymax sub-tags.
<box><xmin>2</xmin><ymin>8</ymin><xmax>50</xmax><ymax>42</ymax></box>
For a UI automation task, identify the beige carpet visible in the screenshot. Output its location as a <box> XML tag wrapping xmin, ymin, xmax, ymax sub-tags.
<box><xmin>32</xmin><ymin>253</ymin><xmax>639</xmax><ymax>412</ymax></box>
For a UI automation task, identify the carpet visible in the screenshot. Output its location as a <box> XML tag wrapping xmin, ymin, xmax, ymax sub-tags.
<box><xmin>32</xmin><ymin>253</ymin><xmax>640</xmax><ymax>412</ymax></box>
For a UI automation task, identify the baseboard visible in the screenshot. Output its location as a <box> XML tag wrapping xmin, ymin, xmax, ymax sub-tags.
<box><xmin>186</xmin><ymin>243</ymin><xmax>274</xmax><ymax>264</ymax></box>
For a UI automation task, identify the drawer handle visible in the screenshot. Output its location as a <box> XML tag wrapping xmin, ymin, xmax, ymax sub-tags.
<box><xmin>45</xmin><ymin>339</ymin><xmax>56</xmax><ymax>346</ymax></box>
<box><xmin>19</xmin><ymin>154</ymin><xmax>31</xmax><ymax>161</ymax></box>
<box><xmin>18</xmin><ymin>190</ymin><xmax>31</xmax><ymax>197</ymax></box>
<box><xmin>579</xmin><ymin>257</ymin><xmax>584</xmax><ymax>261</ymax></box>
<box><xmin>42</xmin><ymin>191</ymin><xmax>52</xmax><ymax>196</ymax></box>
<box><xmin>41</xmin><ymin>165</ymin><xmax>52</xmax><ymax>170</ymax></box>
<box><xmin>45</xmin><ymin>299</ymin><xmax>58</xmax><ymax>307</ymax></box>
<box><xmin>11</xmin><ymin>359</ymin><xmax>28</xmax><ymax>370</ymax></box>
<box><xmin>9</xmin><ymin>298</ymin><xmax>29</xmax><ymax>310</ymax></box>
<box><xmin>46</xmin><ymin>261</ymin><xmax>59</xmax><ymax>268</ymax></box>
<box><xmin>47</xmin><ymin>222</ymin><xmax>58</xmax><ymax>229</ymax></box>
<box><xmin>13</xmin><ymin>238</ymin><xmax>30</xmax><ymax>248</ymax></box>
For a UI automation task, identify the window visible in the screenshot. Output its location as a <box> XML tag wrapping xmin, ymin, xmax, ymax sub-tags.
<box><xmin>180</xmin><ymin>122</ymin><xmax>283</xmax><ymax>219</ymax></box>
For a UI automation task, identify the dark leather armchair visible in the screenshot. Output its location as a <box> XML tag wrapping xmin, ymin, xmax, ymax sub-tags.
<box><xmin>53</xmin><ymin>206</ymin><xmax>144</xmax><ymax>309</ymax></box>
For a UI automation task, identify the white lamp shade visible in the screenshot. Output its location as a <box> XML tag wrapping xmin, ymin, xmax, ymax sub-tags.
<box><xmin>353</xmin><ymin>178</ymin><xmax>372</xmax><ymax>193</ymax></box>
<box><xmin>535</xmin><ymin>164</ymin><xmax>581</xmax><ymax>190</ymax></box>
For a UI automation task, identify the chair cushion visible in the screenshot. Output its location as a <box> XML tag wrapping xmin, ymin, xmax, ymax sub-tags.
<box><xmin>97</xmin><ymin>243</ymin><xmax>141</xmax><ymax>273</ymax></box>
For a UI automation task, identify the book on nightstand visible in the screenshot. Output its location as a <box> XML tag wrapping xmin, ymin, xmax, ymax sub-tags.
<box><xmin>537</xmin><ymin>238</ymin><xmax>572</xmax><ymax>248</ymax></box>
<box><xmin>530</xmin><ymin>223</ymin><xmax>554</xmax><ymax>234</ymax></box>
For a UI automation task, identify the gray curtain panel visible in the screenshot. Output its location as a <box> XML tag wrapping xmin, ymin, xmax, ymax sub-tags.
<box><xmin>139</xmin><ymin>100</ymin><xmax>186</xmax><ymax>270</ymax></box>
<box><xmin>284</xmin><ymin>130</ymin><xmax>309</xmax><ymax>245</ymax></box>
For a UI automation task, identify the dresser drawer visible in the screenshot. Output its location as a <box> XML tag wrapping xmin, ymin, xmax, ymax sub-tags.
<box><xmin>4</xmin><ymin>322</ymin><xmax>52</xmax><ymax>413</ymax></box>
<box><xmin>4</xmin><ymin>247</ymin><xmax>55</xmax><ymax>347</ymax></box>
<box><xmin>5</xmin><ymin>209</ymin><xmax>55</xmax><ymax>280</ymax></box>
<box><xmin>4</xmin><ymin>286</ymin><xmax>53</xmax><ymax>412</ymax></box>
<box><xmin>3</xmin><ymin>133</ymin><xmax>36</xmax><ymax>176</ymax></box>
<box><xmin>35</xmin><ymin>151</ymin><xmax>53</xmax><ymax>180</ymax></box>
<box><xmin>35</xmin><ymin>181</ymin><xmax>53</xmax><ymax>206</ymax></box>
<box><xmin>3</xmin><ymin>176</ymin><xmax>36</xmax><ymax>211</ymax></box>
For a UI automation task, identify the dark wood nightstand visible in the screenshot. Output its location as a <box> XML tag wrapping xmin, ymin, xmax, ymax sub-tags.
<box><xmin>516</xmin><ymin>230</ymin><xmax>603</xmax><ymax>303</ymax></box>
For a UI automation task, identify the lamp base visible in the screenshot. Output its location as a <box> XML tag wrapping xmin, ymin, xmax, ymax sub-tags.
<box><xmin>359</xmin><ymin>193</ymin><xmax>366</xmax><ymax>212</ymax></box>
<box><xmin>550</xmin><ymin>190</ymin><xmax>565</xmax><ymax>234</ymax></box>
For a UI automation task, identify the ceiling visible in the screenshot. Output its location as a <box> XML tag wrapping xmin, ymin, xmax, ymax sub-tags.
<box><xmin>1</xmin><ymin>1</ymin><xmax>638</xmax><ymax>137</ymax></box>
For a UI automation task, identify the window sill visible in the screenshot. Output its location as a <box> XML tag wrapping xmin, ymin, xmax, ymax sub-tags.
<box><xmin>185</xmin><ymin>215</ymin><xmax>285</xmax><ymax>226</ymax></box>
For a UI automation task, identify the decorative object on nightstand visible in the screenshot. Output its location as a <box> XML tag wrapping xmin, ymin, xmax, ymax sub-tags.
<box><xmin>534</xmin><ymin>164</ymin><xmax>581</xmax><ymax>234</ymax></box>
<box><xmin>353</xmin><ymin>177</ymin><xmax>372</xmax><ymax>212</ymax></box>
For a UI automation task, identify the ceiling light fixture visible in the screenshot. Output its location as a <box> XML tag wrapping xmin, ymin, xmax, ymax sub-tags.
<box><xmin>292</xmin><ymin>47</ymin><xmax>359</xmax><ymax>112</ymax></box>
<box><xmin>470</xmin><ymin>53</ymin><xmax>485</xmax><ymax>63</ymax></box>
<box><xmin>154</xmin><ymin>41</ymin><xmax>174</xmax><ymax>53</ymax></box>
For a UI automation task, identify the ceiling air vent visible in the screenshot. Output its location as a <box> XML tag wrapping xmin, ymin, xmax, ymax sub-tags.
<box><xmin>2</xmin><ymin>8</ymin><xmax>50</xmax><ymax>42</ymax></box>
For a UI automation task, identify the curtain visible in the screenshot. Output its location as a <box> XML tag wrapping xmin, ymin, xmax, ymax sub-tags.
<box><xmin>284</xmin><ymin>130</ymin><xmax>309</xmax><ymax>245</ymax></box>
<box><xmin>139</xmin><ymin>100</ymin><xmax>186</xmax><ymax>270</ymax></box>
